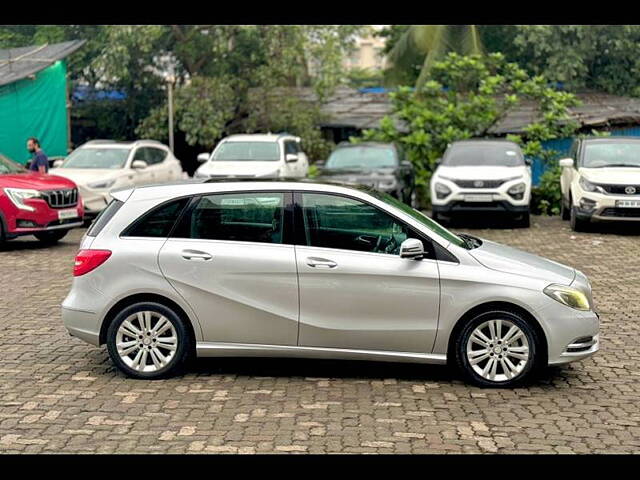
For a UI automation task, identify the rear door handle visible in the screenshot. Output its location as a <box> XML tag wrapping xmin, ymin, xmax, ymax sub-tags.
<box><xmin>306</xmin><ymin>257</ymin><xmax>337</xmax><ymax>268</ymax></box>
<box><xmin>181</xmin><ymin>249</ymin><xmax>213</xmax><ymax>261</ymax></box>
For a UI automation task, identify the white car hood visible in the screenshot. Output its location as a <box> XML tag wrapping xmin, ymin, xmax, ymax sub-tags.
<box><xmin>469</xmin><ymin>239</ymin><xmax>576</xmax><ymax>285</ymax></box>
<box><xmin>435</xmin><ymin>165</ymin><xmax>527</xmax><ymax>181</ymax></box>
<box><xmin>49</xmin><ymin>168</ymin><xmax>126</xmax><ymax>186</ymax></box>
<box><xmin>579</xmin><ymin>167</ymin><xmax>640</xmax><ymax>184</ymax></box>
<box><xmin>197</xmin><ymin>161</ymin><xmax>280</xmax><ymax>177</ymax></box>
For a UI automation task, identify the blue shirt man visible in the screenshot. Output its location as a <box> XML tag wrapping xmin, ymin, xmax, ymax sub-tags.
<box><xmin>27</xmin><ymin>137</ymin><xmax>49</xmax><ymax>173</ymax></box>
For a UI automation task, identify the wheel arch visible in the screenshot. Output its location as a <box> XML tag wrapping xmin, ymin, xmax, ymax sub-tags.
<box><xmin>446</xmin><ymin>301</ymin><xmax>548</xmax><ymax>366</ymax></box>
<box><xmin>99</xmin><ymin>293</ymin><xmax>197</xmax><ymax>350</ymax></box>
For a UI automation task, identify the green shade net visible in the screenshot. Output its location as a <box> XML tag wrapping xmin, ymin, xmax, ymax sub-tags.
<box><xmin>0</xmin><ymin>60</ymin><xmax>68</xmax><ymax>164</ymax></box>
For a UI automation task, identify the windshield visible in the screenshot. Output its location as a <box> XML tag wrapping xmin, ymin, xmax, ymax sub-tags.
<box><xmin>583</xmin><ymin>142</ymin><xmax>640</xmax><ymax>168</ymax></box>
<box><xmin>367</xmin><ymin>189</ymin><xmax>469</xmax><ymax>249</ymax></box>
<box><xmin>326</xmin><ymin>146</ymin><xmax>398</xmax><ymax>169</ymax></box>
<box><xmin>442</xmin><ymin>143</ymin><xmax>524</xmax><ymax>167</ymax></box>
<box><xmin>0</xmin><ymin>154</ymin><xmax>25</xmax><ymax>174</ymax></box>
<box><xmin>213</xmin><ymin>142</ymin><xmax>280</xmax><ymax>162</ymax></box>
<box><xmin>62</xmin><ymin>148</ymin><xmax>130</xmax><ymax>169</ymax></box>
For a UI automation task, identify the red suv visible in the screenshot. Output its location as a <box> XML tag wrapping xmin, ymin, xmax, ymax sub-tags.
<box><xmin>0</xmin><ymin>153</ymin><xmax>84</xmax><ymax>245</ymax></box>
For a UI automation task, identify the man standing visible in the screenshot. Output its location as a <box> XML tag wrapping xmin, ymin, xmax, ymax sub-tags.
<box><xmin>27</xmin><ymin>137</ymin><xmax>49</xmax><ymax>174</ymax></box>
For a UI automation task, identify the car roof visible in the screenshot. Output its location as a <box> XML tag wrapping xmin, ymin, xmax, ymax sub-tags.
<box><xmin>335</xmin><ymin>141</ymin><xmax>395</xmax><ymax>149</ymax></box>
<box><xmin>449</xmin><ymin>139</ymin><xmax>521</xmax><ymax>147</ymax></box>
<box><xmin>580</xmin><ymin>136</ymin><xmax>640</xmax><ymax>143</ymax></box>
<box><xmin>79</xmin><ymin>140</ymin><xmax>168</xmax><ymax>149</ymax></box>
<box><xmin>222</xmin><ymin>134</ymin><xmax>296</xmax><ymax>143</ymax></box>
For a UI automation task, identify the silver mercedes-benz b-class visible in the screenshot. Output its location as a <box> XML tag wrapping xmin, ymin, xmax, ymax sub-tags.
<box><xmin>62</xmin><ymin>180</ymin><xmax>599</xmax><ymax>387</ymax></box>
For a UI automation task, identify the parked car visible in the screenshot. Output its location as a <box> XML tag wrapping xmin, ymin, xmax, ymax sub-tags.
<box><xmin>193</xmin><ymin>134</ymin><xmax>309</xmax><ymax>179</ymax></box>
<box><xmin>315</xmin><ymin>142</ymin><xmax>417</xmax><ymax>207</ymax></box>
<box><xmin>0</xmin><ymin>153</ymin><xmax>84</xmax><ymax>245</ymax></box>
<box><xmin>62</xmin><ymin>179</ymin><xmax>598</xmax><ymax>387</ymax></box>
<box><xmin>50</xmin><ymin>140</ymin><xmax>185</xmax><ymax>218</ymax></box>
<box><xmin>430</xmin><ymin>140</ymin><xmax>532</xmax><ymax>227</ymax></box>
<box><xmin>559</xmin><ymin>136</ymin><xmax>640</xmax><ymax>231</ymax></box>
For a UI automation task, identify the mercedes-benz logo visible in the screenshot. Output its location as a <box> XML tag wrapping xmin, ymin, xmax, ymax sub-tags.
<box><xmin>625</xmin><ymin>186</ymin><xmax>637</xmax><ymax>195</ymax></box>
<box><xmin>473</xmin><ymin>180</ymin><xmax>484</xmax><ymax>188</ymax></box>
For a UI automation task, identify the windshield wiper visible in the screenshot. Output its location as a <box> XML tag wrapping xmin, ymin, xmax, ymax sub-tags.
<box><xmin>458</xmin><ymin>233</ymin><xmax>482</xmax><ymax>249</ymax></box>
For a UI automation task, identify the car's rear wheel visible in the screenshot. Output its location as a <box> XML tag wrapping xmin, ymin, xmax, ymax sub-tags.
<box><xmin>454</xmin><ymin>310</ymin><xmax>539</xmax><ymax>388</ymax></box>
<box><xmin>34</xmin><ymin>229</ymin><xmax>68</xmax><ymax>245</ymax></box>
<box><xmin>106</xmin><ymin>302</ymin><xmax>192</xmax><ymax>379</ymax></box>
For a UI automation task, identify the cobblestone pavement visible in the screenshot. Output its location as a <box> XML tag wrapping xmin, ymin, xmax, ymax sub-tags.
<box><xmin>1</xmin><ymin>216</ymin><xmax>639</xmax><ymax>454</ymax></box>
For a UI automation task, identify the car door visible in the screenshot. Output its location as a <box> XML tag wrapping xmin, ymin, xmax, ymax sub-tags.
<box><xmin>281</xmin><ymin>140</ymin><xmax>299</xmax><ymax>177</ymax></box>
<box><xmin>294</xmin><ymin>191</ymin><xmax>440</xmax><ymax>353</ymax></box>
<box><xmin>158</xmin><ymin>191</ymin><xmax>299</xmax><ymax>346</ymax></box>
<box><xmin>130</xmin><ymin>147</ymin><xmax>155</xmax><ymax>185</ymax></box>
<box><xmin>144</xmin><ymin>147</ymin><xmax>170</xmax><ymax>183</ymax></box>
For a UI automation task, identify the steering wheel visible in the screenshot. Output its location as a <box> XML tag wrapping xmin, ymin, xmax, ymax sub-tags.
<box><xmin>383</xmin><ymin>235</ymin><xmax>399</xmax><ymax>255</ymax></box>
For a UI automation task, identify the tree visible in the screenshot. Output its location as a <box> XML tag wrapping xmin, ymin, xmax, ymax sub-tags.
<box><xmin>359</xmin><ymin>53</ymin><xmax>580</xmax><ymax>207</ymax></box>
<box><xmin>384</xmin><ymin>25</ymin><xmax>484</xmax><ymax>88</ymax></box>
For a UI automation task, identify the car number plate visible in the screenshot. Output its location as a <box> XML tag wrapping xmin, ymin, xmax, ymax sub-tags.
<box><xmin>58</xmin><ymin>208</ymin><xmax>78</xmax><ymax>220</ymax></box>
<box><xmin>464</xmin><ymin>194</ymin><xmax>493</xmax><ymax>202</ymax></box>
<box><xmin>616</xmin><ymin>200</ymin><xmax>640</xmax><ymax>208</ymax></box>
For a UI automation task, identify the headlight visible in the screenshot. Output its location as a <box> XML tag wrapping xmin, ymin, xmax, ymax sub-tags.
<box><xmin>507</xmin><ymin>182</ymin><xmax>527</xmax><ymax>199</ymax></box>
<box><xmin>88</xmin><ymin>179</ymin><xmax>116</xmax><ymax>190</ymax></box>
<box><xmin>543</xmin><ymin>284</ymin><xmax>591</xmax><ymax>311</ymax></box>
<box><xmin>434</xmin><ymin>182</ymin><xmax>451</xmax><ymax>199</ymax></box>
<box><xmin>4</xmin><ymin>188</ymin><xmax>41</xmax><ymax>211</ymax></box>
<box><xmin>579</xmin><ymin>177</ymin><xmax>603</xmax><ymax>194</ymax></box>
<box><xmin>378</xmin><ymin>178</ymin><xmax>397</xmax><ymax>190</ymax></box>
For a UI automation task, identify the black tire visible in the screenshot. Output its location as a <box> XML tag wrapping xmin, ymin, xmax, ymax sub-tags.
<box><xmin>34</xmin><ymin>229</ymin><xmax>68</xmax><ymax>244</ymax></box>
<box><xmin>106</xmin><ymin>302</ymin><xmax>193</xmax><ymax>380</ymax></box>
<box><xmin>453</xmin><ymin>310</ymin><xmax>540</xmax><ymax>388</ymax></box>
<box><xmin>515</xmin><ymin>211</ymin><xmax>530</xmax><ymax>228</ymax></box>
<box><xmin>570</xmin><ymin>206</ymin><xmax>589</xmax><ymax>232</ymax></box>
<box><xmin>560</xmin><ymin>196</ymin><xmax>571</xmax><ymax>221</ymax></box>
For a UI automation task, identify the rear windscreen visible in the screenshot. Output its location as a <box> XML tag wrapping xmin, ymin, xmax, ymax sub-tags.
<box><xmin>86</xmin><ymin>199</ymin><xmax>124</xmax><ymax>237</ymax></box>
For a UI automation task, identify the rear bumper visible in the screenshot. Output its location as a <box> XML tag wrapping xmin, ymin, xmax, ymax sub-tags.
<box><xmin>62</xmin><ymin>306</ymin><xmax>101</xmax><ymax>346</ymax></box>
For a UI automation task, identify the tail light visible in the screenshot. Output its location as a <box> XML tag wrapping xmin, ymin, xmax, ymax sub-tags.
<box><xmin>73</xmin><ymin>249</ymin><xmax>112</xmax><ymax>277</ymax></box>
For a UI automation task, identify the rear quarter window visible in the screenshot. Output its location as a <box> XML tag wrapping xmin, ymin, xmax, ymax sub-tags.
<box><xmin>121</xmin><ymin>197</ymin><xmax>190</xmax><ymax>238</ymax></box>
<box><xmin>86</xmin><ymin>200</ymin><xmax>124</xmax><ymax>237</ymax></box>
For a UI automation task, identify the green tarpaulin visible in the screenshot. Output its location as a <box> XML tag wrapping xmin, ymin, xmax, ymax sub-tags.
<box><xmin>0</xmin><ymin>60</ymin><xmax>69</xmax><ymax>165</ymax></box>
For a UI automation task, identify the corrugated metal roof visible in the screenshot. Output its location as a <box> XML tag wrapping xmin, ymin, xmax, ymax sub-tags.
<box><xmin>285</xmin><ymin>87</ymin><xmax>640</xmax><ymax>135</ymax></box>
<box><xmin>0</xmin><ymin>40</ymin><xmax>85</xmax><ymax>87</ymax></box>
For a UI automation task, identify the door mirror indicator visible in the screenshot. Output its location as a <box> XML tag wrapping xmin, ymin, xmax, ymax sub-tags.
<box><xmin>285</xmin><ymin>153</ymin><xmax>298</xmax><ymax>163</ymax></box>
<box><xmin>399</xmin><ymin>238</ymin><xmax>424</xmax><ymax>259</ymax></box>
<box><xmin>559</xmin><ymin>158</ymin><xmax>574</xmax><ymax>168</ymax></box>
<box><xmin>132</xmin><ymin>160</ymin><xmax>148</xmax><ymax>170</ymax></box>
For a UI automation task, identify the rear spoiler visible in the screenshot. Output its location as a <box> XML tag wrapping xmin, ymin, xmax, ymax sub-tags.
<box><xmin>110</xmin><ymin>187</ymin><xmax>134</xmax><ymax>203</ymax></box>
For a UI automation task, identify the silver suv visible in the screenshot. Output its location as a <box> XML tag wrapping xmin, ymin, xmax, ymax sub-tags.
<box><xmin>63</xmin><ymin>180</ymin><xmax>599</xmax><ymax>387</ymax></box>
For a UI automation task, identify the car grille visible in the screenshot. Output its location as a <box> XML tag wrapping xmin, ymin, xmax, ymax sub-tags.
<box><xmin>597</xmin><ymin>184</ymin><xmax>640</xmax><ymax>195</ymax></box>
<box><xmin>600</xmin><ymin>207</ymin><xmax>640</xmax><ymax>218</ymax></box>
<box><xmin>41</xmin><ymin>188</ymin><xmax>78</xmax><ymax>208</ymax></box>
<box><xmin>453</xmin><ymin>179</ymin><xmax>506</xmax><ymax>188</ymax></box>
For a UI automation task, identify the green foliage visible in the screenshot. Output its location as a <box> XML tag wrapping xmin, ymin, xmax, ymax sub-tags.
<box><xmin>346</xmin><ymin>67</ymin><xmax>384</xmax><ymax>89</ymax></box>
<box><xmin>359</xmin><ymin>52</ymin><xmax>580</xmax><ymax>209</ymax></box>
<box><xmin>531</xmin><ymin>165</ymin><xmax>562</xmax><ymax>215</ymax></box>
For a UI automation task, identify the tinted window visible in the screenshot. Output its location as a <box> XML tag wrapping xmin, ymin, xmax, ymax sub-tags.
<box><xmin>213</xmin><ymin>142</ymin><xmax>280</xmax><ymax>162</ymax></box>
<box><xmin>582</xmin><ymin>141</ymin><xmax>640</xmax><ymax>168</ymax></box>
<box><xmin>284</xmin><ymin>141</ymin><xmax>298</xmax><ymax>155</ymax></box>
<box><xmin>442</xmin><ymin>143</ymin><xmax>524</xmax><ymax>167</ymax></box>
<box><xmin>63</xmin><ymin>148</ymin><xmax>130</xmax><ymax>169</ymax></box>
<box><xmin>175</xmin><ymin>192</ymin><xmax>285</xmax><ymax>244</ymax></box>
<box><xmin>300</xmin><ymin>193</ymin><xmax>421</xmax><ymax>256</ymax></box>
<box><xmin>87</xmin><ymin>199</ymin><xmax>124</xmax><ymax>237</ymax></box>
<box><xmin>326</xmin><ymin>146</ymin><xmax>397</xmax><ymax>169</ymax></box>
<box><xmin>146</xmin><ymin>148</ymin><xmax>168</xmax><ymax>165</ymax></box>
<box><xmin>123</xmin><ymin>198</ymin><xmax>189</xmax><ymax>238</ymax></box>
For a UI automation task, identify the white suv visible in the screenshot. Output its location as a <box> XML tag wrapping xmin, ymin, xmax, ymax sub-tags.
<box><xmin>51</xmin><ymin>140</ymin><xmax>185</xmax><ymax>217</ymax></box>
<box><xmin>560</xmin><ymin>137</ymin><xmax>640</xmax><ymax>231</ymax></box>
<box><xmin>430</xmin><ymin>140</ymin><xmax>532</xmax><ymax>227</ymax></box>
<box><xmin>194</xmin><ymin>134</ymin><xmax>309</xmax><ymax>179</ymax></box>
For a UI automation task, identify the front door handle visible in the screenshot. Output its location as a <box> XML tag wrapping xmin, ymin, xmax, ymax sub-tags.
<box><xmin>181</xmin><ymin>249</ymin><xmax>213</xmax><ymax>261</ymax></box>
<box><xmin>306</xmin><ymin>257</ymin><xmax>337</xmax><ymax>268</ymax></box>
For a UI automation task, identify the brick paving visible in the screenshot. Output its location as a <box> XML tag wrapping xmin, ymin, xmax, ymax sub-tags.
<box><xmin>1</xmin><ymin>216</ymin><xmax>639</xmax><ymax>453</ymax></box>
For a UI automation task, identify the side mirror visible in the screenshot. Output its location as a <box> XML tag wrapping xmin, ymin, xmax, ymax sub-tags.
<box><xmin>434</xmin><ymin>158</ymin><xmax>442</xmax><ymax>167</ymax></box>
<box><xmin>559</xmin><ymin>158</ymin><xmax>574</xmax><ymax>168</ymax></box>
<box><xmin>53</xmin><ymin>159</ymin><xmax>64</xmax><ymax>168</ymax></box>
<box><xmin>197</xmin><ymin>153</ymin><xmax>210</xmax><ymax>163</ymax></box>
<box><xmin>285</xmin><ymin>153</ymin><xmax>298</xmax><ymax>163</ymax></box>
<box><xmin>399</xmin><ymin>238</ymin><xmax>424</xmax><ymax>259</ymax></box>
<box><xmin>524</xmin><ymin>158</ymin><xmax>532</xmax><ymax>166</ymax></box>
<box><xmin>131</xmin><ymin>160</ymin><xmax>148</xmax><ymax>170</ymax></box>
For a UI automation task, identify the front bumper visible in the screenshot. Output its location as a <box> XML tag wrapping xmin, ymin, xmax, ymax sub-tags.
<box><xmin>432</xmin><ymin>200</ymin><xmax>530</xmax><ymax>215</ymax></box>
<box><xmin>3</xmin><ymin>197</ymin><xmax>84</xmax><ymax>238</ymax></box>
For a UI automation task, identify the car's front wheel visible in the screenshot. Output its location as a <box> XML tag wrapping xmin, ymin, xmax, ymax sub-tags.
<box><xmin>106</xmin><ymin>302</ymin><xmax>192</xmax><ymax>379</ymax></box>
<box><xmin>570</xmin><ymin>206</ymin><xmax>590</xmax><ymax>232</ymax></box>
<box><xmin>454</xmin><ymin>310</ymin><xmax>540</xmax><ymax>388</ymax></box>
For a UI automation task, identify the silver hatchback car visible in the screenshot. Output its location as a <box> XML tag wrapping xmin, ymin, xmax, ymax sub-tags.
<box><xmin>63</xmin><ymin>180</ymin><xmax>599</xmax><ymax>387</ymax></box>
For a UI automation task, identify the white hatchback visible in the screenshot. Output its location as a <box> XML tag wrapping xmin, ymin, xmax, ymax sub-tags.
<box><xmin>430</xmin><ymin>140</ymin><xmax>532</xmax><ymax>227</ymax></box>
<box><xmin>51</xmin><ymin>140</ymin><xmax>185</xmax><ymax>217</ymax></box>
<box><xmin>194</xmin><ymin>134</ymin><xmax>309</xmax><ymax>179</ymax></box>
